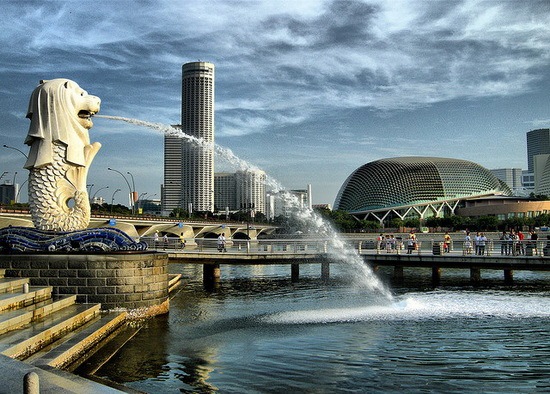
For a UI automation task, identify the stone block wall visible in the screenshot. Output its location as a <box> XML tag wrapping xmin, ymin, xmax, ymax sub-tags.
<box><xmin>0</xmin><ymin>252</ymin><xmax>169</xmax><ymax>311</ymax></box>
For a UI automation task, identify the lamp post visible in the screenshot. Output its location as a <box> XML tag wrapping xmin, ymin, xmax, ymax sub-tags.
<box><xmin>91</xmin><ymin>186</ymin><xmax>109</xmax><ymax>204</ymax></box>
<box><xmin>107</xmin><ymin>167</ymin><xmax>133</xmax><ymax>214</ymax></box>
<box><xmin>15</xmin><ymin>179</ymin><xmax>27</xmax><ymax>204</ymax></box>
<box><xmin>3</xmin><ymin>144</ymin><xmax>28</xmax><ymax>159</ymax></box>
<box><xmin>3</xmin><ymin>145</ymin><xmax>28</xmax><ymax>204</ymax></box>
<box><xmin>110</xmin><ymin>188</ymin><xmax>121</xmax><ymax>214</ymax></box>
<box><xmin>127</xmin><ymin>171</ymin><xmax>136</xmax><ymax>214</ymax></box>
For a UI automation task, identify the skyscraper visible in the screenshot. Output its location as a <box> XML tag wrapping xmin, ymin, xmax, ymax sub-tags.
<box><xmin>527</xmin><ymin>128</ymin><xmax>550</xmax><ymax>173</ymax></box>
<box><xmin>162</xmin><ymin>62</ymin><xmax>215</xmax><ymax>214</ymax></box>
<box><xmin>236</xmin><ymin>170</ymin><xmax>266</xmax><ymax>215</ymax></box>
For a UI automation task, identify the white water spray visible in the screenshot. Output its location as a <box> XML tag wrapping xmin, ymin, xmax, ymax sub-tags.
<box><xmin>97</xmin><ymin>115</ymin><xmax>393</xmax><ymax>299</ymax></box>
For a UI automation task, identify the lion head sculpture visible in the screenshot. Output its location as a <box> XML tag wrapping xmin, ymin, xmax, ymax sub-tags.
<box><xmin>24</xmin><ymin>79</ymin><xmax>101</xmax><ymax>169</ymax></box>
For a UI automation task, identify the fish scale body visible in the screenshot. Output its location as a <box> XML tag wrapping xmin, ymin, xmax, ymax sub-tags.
<box><xmin>28</xmin><ymin>143</ymin><xmax>90</xmax><ymax>231</ymax></box>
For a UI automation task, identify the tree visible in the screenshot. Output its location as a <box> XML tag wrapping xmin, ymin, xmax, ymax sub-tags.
<box><xmin>474</xmin><ymin>216</ymin><xmax>499</xmax><ymax>231</ymax></box>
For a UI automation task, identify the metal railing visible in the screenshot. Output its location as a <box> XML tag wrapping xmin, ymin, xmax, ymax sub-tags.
<box><xmin>141</xmin><ymin>236</ymin><xmax>550</xmax><ymax>257</ymax></box>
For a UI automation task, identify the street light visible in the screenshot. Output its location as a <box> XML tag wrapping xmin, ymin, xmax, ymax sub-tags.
<box><xmin>107</xmin><ymin>167</ymin><xmax>134</xmax><ymax>214</ymax></box>
<box><xmin>110</xmin><ymin>188</ymin><xmax>121</xmax><ymax>214</ymax></box>
<box><xmin>91</xmin><ymin>186</ymin><xmax>109</xmax><ymax>204</ymax></box>
<box><xmin>0</xmin><ymin>172</ymin><xmax>8</xmax><ymax>182</ymax></box>
<box><xmin>15</xmin><ymin>179</ymin><xmax>27</xmax><ymax>204</ymax></box>
<box><xmin>3</xmin><ymin>144</ymin><xmax>28</xmax><ymax>159</ymax></box>
<box><xmin>127</xmin><ymin>171</ymin><xmax>136</xmax><ymax>213</ymax></box>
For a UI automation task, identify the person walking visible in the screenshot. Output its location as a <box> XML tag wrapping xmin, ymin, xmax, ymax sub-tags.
<box><xmin>163</xmin><ymin>234</ymin><xmax>168</xmax><ymax>250</ymax></box>
<box><xmin>217</xmin><ymin>232</ymin><xmax>227</xmax><ymax>252</ymax></box>
<box><xmin>153</xmin><ymin>231</ymin><xmax>159</xmax><ymax>250</ymax></box>
<box><xmin>517</xmin><ymin>230</ymin><xmax>525</xmax><ymax>255</ymax></box>
<box><xmin>464</xmin><ymin>231</ymin><xmax>472</xmax><ymax>255</ymax></box>
<box><xmin>443</xmin><ymin>232</ymin><xmax>452</xmax><ymax>253</ymax></box>
<box><xmin>407</xmin><ymin>233</ymin><xmax>416</xmax><ymax>254</ymax></box>
<box><xmin>478</xmin><ymin>232</ymin><xmax>487</xmax><ymax>255</ymax></box>
<box><xmin>500</xmin><ymin>231</ymin><xmax>509</xmax><ymax>255</ymax></box>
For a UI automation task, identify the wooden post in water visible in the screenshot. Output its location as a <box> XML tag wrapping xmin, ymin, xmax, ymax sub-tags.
<box><xmin>291</xmin><ymin>263</ymin><xmax>300</xmax><ymax>282</ymax></box>
<box><xmin>431</xmin><ymin>266</ymin><xmax>441</xmax><ymax>286</ymax></box>
<box><xmin>321</xmin><ymin>261</ymin><xmax>330</xmax><ymax>281</ymax></box>
<box><xmin>393</xmin><ymin>266</ymin><xmax>404</xmax><ymax>283</ymax></box>
<box><xmin>504</xmin><ymin>269</ymin><xmax>514</xmax><ymax>285</ymax></box>
<box><xmin>470</xmin><ymin>267</ymin><xmax>481</xmax><ymax>286</ymax></box>
<box><xmin>203</xmin><ymin>264</ymin><xmax>221</xmax><ymax>289</ymax></box>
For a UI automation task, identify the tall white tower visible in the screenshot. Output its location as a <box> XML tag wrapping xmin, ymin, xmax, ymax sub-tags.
<box><xmin>163</xmin><ymin>62</ymin><xmax>215</xmax><ymax>215</ymax></box>
<box><xmin>182</xmin><ymin>61</ymin><xmax>215</xmax><ymax>212</ymax></box>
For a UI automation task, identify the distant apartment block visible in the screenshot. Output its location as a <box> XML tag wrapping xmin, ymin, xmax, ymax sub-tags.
<box><xmin>267</xmin><ymin>185</ymin><xmax>313</xmax><ymax>219</ymax></box>
<box><xmin>490</xmin><ymin>168</ymin><xmax>523</xmax><ymax>195</ymax></box>
<box><xmin>0</xmin><ymin>182</ymin><xmax>17</xmax><ymax>204</ymax></box>
<box><xmin>214</xmin><ymin>172</ymin><xmax>236</xmax><ymax>212</ymax></box>
<box><xmin>236</xmin><ymin>170</ymin><xmax>266</xmax><ymax>215</ymax></box>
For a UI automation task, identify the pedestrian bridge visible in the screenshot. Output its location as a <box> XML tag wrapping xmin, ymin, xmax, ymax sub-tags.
<box><xmin>0</xmin><ymin>210</ymin><xmax>277</xmax><ymax>241</ymax></box>
<box><xmin>163</xmin><ymin>237</ymin><xmax>550</xmax><ymax>287</ymax></box>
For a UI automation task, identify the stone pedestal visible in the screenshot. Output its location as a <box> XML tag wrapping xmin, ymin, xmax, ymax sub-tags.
<box><xmin>0</xmin><ymin>252</ymin><xmax>169</xmax><ymax>313</ymax></box>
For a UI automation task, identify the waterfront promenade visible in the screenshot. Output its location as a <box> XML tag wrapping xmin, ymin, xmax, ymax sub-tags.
<box><xmin>164</xmin><ymin>236</ymin><xmax>550</xmax><ymax>286</ymax></box>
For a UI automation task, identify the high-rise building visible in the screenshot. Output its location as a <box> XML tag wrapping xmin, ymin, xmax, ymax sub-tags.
<box><xmin>214</xmin><ymin>172</ymin><xmax>236</xmax><ymax>212</ymax></box>
<box><xmin>527</xmin><ymin>128</ymin><xmax>550</xmax><ymax>173</ymax></box>
<box><xmin>0</xmin><ymin>182</ymin><xmax>17</xmax><ymax>204</ymax></box>
<box><xmin>490</xmin><ymin>168</ymin><xmax>523</xmax><ymax>195</ymax></box>
<box><xmin>236</xmin><ymin>170</ymin><xmax>266</xmax><ymax>215</ymax></box>
<box><xmin>162</xmin><ymin>62</ymin><xmax>215</xmax><ymax>214</ymax></box>
<box><xmin>266</xmin><ymin>186</ymin><xmax>313</xmax><ymax>218</ymax></box>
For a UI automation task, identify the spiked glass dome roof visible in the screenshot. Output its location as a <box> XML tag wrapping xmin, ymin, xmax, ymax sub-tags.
<box><xmin>334</xmin><ymin>157</ymin><xmax>511</xmax><ymax>213</ymax></box>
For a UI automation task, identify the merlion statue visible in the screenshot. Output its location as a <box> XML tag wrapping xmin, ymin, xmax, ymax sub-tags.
<box><xmin>24</xmin><ymin>79</ymin><xmax>101</xmax><ymax>231</ymax></box>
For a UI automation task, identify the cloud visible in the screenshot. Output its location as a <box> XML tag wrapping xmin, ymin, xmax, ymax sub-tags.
<box><xmin>1</xmin><ymin>0</ymin><xmax>549</xmax><ymax>204</ymax></box>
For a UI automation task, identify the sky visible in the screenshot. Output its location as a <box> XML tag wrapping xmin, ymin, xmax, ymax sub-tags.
<box><xmin>0</xmin><ymin>0</ymin><xmax>549</xmax><ymax>207</ymax></box>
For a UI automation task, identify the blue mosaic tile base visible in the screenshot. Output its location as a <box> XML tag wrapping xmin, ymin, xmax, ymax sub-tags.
<box><xmin>0</xmin><ymin>226</ymin><xmax>148</xmax><ymax>252</ymax></box>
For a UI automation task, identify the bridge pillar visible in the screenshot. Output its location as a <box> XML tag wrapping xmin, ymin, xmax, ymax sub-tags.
<box><xmin>203</xmin><ymin>264</ymin><xmax>221</xmax><ymax>289</ymax></box>
<box><xmin>291</xmin><ymin>263</ymin><xmax>300</xmax><ymax>282</ymax></box>
<box><xmin>431</xmin><ymin>266</ymin><xmax>441</xmax><ymax>286</ymax></box>
<box><xmin>504</xmin><ymin>269</ymin><xmax>514</xmax><ymax>285</ymax></box>
<box><xmin>393</xmin><ymin>266</ymin><xmax>404</xmax><ymax>283</ymax></box>
<box><xmin>321</xmin><ymin>261</ymin><xmax>330</xmax><ymax>281</ymax></box>
<box><xmin>470</xmin><ymin>268</ymin><xmax>481</xmax><ymax>286</ymax></box>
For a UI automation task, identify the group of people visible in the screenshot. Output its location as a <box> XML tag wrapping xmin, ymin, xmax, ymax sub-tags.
<box><xmin>463</xmin><ymin>231</ymin><xmax>487</xmax><ymax>255</ymax></box>
<box><xmin>376</xmin><ymin>232</ymin><xmax>419</xmax><ymax>254</ymax></box>
<box><xmin>498</xmin><ymin>229</ymin><xmax>538</xmax><ymax>256</ymax></box>
<box><xmin>153</xmin><ymin>231</ymin><xmax>186</xmax><ymax>250</ymax></box>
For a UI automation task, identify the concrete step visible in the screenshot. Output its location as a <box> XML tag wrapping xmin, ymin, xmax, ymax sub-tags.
<box><xmin>0</xmin><ymin>276</ymin><xmax>25</xmax><ymax>294</ymax></box>
<box><xmin>0</xmin><ymin>286</ymin><xmax>52</xmax><ymax>312</ymax></box>
<box><xmin>0</xmin><ymin>295</ymin><xmax>77</xmax><ymax>336</ymax></box>
<box><xmin>73</xmin><ymin>322</ymin><xmax>142</xmax><ymax>376</ymax></box>
<box><xmin>28</xmin><ymin>311</ymin><xmax>127</xmax><ymax>370</ymax></box>
<box><xmin>0</xmin><ymin>303</ymin><xmax>101</xmax><ymax>360</ymax></box>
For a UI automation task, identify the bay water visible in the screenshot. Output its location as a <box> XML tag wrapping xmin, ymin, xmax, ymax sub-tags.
<box><xmin>94</xmin><ymin>263</ymin><xmax>550</xmax><ymax>393</ymax></box>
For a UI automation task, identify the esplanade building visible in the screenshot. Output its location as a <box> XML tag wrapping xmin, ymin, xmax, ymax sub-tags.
<box><xmin>334</xmin><ymin>157</ymin><xmax>524</xmax><ymax>225</ymax></box>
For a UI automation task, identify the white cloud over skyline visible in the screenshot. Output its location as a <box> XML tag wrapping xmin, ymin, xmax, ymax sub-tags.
<box><xmin>0</xmin><ymin>0</ymin><xmax>548</xmax><ymax>205</ymax></box>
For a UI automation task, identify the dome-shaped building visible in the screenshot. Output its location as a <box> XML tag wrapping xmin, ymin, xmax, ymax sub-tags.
<box><xmin>334</xmin><ymin>157</ymin><xmax>511</xmax><ymax>222</ymax></box>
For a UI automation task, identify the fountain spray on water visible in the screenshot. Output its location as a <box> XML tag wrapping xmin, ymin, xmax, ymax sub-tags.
<box><xmin>97</xmin><ymin>115</ymin><xmax>393</xmax><ymax>300</ymax></box>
